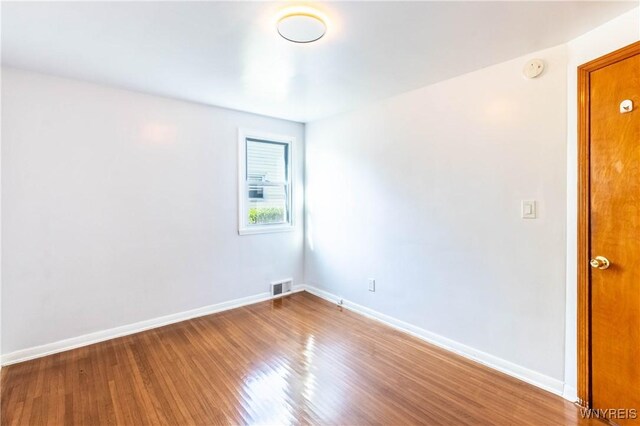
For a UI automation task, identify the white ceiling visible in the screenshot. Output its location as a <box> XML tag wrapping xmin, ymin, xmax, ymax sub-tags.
<box><xmin>1</xmin><ymin>1</ymin><xmax>636</xmax><ymax>122</ymax></box>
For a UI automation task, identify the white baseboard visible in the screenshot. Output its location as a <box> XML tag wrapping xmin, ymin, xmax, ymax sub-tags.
<box><xmin>301</xmin><ymin>284</ymin><xmax>569</xmax><ymax>400</ymax></box>
<box><xmin>1</xmin><ymin>286</ymin><xmax>305</xmax><ymax>366</ymax></box>
<box><xmin>3</xmin><ymin>284</ymin><xmax>575</xmax><ymax>403</ymax></box>
<box><xmin>563</xmin><ymin>384</ymin><xmax>578</xmax><ymax>403</ymax></box>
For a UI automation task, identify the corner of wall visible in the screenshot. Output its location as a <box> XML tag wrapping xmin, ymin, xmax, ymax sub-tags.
<box><xmin>301</xmin><ymin>121</ymin><xmax>308</xmax><ymax>287</ymax></box>
<box><xmin>1</xmin><ymin>64</ymin><xmax>4</xmax><ymax>364</ymax></box>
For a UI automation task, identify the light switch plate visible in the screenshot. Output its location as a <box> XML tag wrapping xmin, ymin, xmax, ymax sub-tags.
<box><xmin>368</xmin><ymin>278</ymin><xmax>376</xmax><ymax>292</ymax></box>
<box><xmin>521</xmin><ymin>200</ymin><xmax>537</xmax><ymax>219</ymax></box>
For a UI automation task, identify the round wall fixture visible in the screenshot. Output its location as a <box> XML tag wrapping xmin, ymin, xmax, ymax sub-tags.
<box><xmin>523</xmin><ymin>59</ymin><xmax>545</xmax><ymax>79</ymax></box>
<box><xmin>277</xmin><ymin>10</ymin><xmax>327</xmax><ymax>43</ymax></box>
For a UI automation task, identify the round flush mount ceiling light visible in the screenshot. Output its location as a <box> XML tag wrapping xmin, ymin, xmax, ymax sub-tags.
<box><xmin>277</xmin><ymin>8</ymin><xmax>327</xmax><ymax>43</ymax></box>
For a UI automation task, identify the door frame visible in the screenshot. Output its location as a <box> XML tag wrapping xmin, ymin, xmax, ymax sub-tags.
<box><xmin>577</xmin><ymin>40</ymin><xmax>640</xmax><ymax>408</ymax></box>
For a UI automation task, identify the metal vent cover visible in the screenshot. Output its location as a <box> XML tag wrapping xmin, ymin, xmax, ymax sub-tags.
<box><xmin>271</xmin><ymin>278</ymin><xmax>293</xmax><ymax>296</ymax></box>
<box><xmin>272</xmin><ymin>283</ymin><xmax>283</xmax><ymax>296</ymax></box>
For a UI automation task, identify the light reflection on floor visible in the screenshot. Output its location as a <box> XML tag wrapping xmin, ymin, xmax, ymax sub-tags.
<box><xmin>240</xmin><ymin>361</ymin><xmax>295</xmax><ymax>425</ymax></box>
<box><xmin>238</xmin><ymin>334</ymin><xmax>318</xmax><ymax>425</ymax></box>
<box><xmin>239</xmin><ymin>325</ymin><xmax>356</xmax><ymax>425</ymax></box>
<box><xmin>302</xmin><ymin>335</ymin><xmax>317</xmax><ymax>402</ymax></box>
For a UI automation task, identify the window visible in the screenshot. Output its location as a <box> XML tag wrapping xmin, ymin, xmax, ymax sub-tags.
<box><xmin>238</xmin><ymin>130</ymin><xmax>294</xmax><ymax>235</ymax></box>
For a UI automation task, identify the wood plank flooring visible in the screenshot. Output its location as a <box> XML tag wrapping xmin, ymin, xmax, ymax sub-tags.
<box><xmin>2</xmin><ymin>291</ymin><xmax>599</xmax><ymax>425</ymax></box>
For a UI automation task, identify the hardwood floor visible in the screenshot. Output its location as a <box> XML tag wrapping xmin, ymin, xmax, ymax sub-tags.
<box><xmin>2</xmin><ymin>291</ymin><xmax>599</xmax><ymax>425</ymax></box>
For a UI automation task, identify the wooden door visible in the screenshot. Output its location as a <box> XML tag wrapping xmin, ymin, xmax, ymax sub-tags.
<box><xmin>587</xmin><ymin>46</ymin><xmax>640</xmax><ymax>423</ymax></box>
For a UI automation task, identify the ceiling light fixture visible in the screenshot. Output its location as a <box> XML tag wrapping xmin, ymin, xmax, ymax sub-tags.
<box><xmin>276</xmin><ymin>7</ymin><xmax>327</xmax><ymax>43</ymax></box>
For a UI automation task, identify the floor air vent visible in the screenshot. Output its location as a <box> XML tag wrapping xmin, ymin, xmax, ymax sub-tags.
<box><xmin>271</xmin><ymin>279</ymin><xmax>293</xmax><ymax>296</ymax></box>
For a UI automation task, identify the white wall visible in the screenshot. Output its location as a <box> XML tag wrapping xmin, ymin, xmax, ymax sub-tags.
<box><xmin>305</xmin><ymin>44</ymin><xmax>569</xmax><ymax>384</ymax></box>
<box><xmin>304</xmin><ymin>8</ymin><xmax>640</xmax><ymax>396</ymax></box>
<box><xmin>563</xmin><ymin>8</ymin><xmax>639</xmax><ymax>399</ymax></box>
<box><xmin>1</xmin><ymin>68</ymin><xmax>304</xmax><ymax>355</ymax></box>
<box><xmin>1</xmin><ymin>8</ymin><xmax>636</xmax><ymax>394</ymax></box>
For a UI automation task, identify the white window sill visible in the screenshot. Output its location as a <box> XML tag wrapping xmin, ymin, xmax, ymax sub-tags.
<box><xmin>238</xmin><ymin>225</ymin><xmax>295</xmax><ymax>236</ymax></box>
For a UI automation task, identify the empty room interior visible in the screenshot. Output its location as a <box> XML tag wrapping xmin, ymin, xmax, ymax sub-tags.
<box><xmin>1</xmin><ymin>1</ymin><xmax>639</xmax><ymax>425</ymax></box>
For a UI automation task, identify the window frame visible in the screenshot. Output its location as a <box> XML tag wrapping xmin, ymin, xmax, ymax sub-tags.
<box><xmin>238</xmin><ymin>129</ymin><xmax>295</xmax><ymax>235</ymax></box>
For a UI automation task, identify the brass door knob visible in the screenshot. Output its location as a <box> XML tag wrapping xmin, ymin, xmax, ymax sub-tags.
<box><xmin>590</xmin><ymin>256</ymin><xmax>610</xmax><ymax>270</ymax></box>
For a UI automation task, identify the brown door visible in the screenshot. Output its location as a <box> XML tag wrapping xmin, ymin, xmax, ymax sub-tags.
<box><xmin>589</xmin><ymin>47</ymin><xmax>640</xmax><ymax>422</ymax></box>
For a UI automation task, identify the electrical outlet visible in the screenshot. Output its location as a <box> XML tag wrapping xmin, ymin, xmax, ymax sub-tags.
<box><xmin>368</xmin><ymin>278</ymin><xmax>376</xmax><ymax>292</ymax></box>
